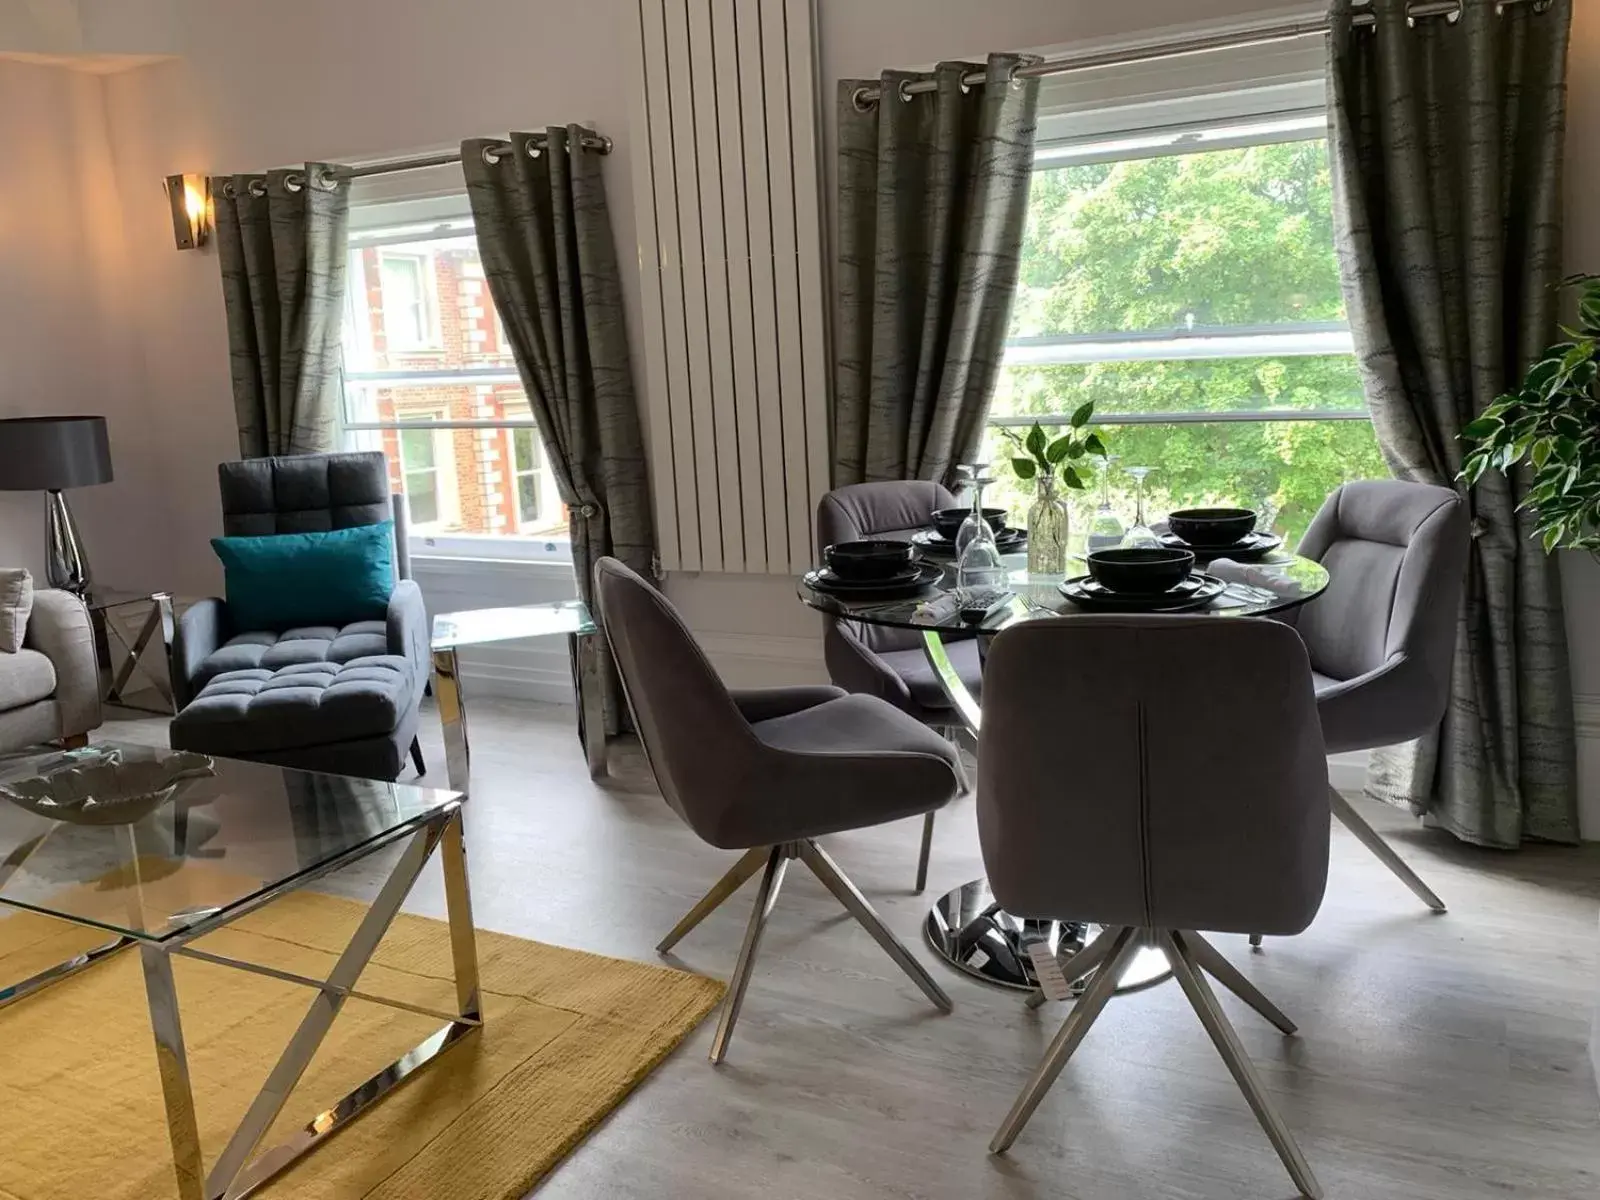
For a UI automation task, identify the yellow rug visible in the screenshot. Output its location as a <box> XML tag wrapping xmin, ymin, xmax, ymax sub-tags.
<box><xmin>0</xmin><ymin>880</ymin><xmax>724</xmax><ymax>1200</ymax></box>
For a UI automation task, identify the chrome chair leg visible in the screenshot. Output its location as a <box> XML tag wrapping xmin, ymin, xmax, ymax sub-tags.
<box><xmin>990</xmin><ymin>926</ymin><xmax>1137</xmax><ymax>1153</ymax></box>
<box><xmin>657</xmin><ymin>847</ymin><xmax>770</xmax><ymax>954</ymax></box>
<box><xmin>1178</xmin><ymin>930</ymin><xmax>1296</xmax><ymax>1036</ymax></box>
<box><xmin>914</xmin><ymin>811</ymin><xmax>935</xmax><ymax>894</ymax></box>
<box><xmin>1328</xmin><ymin>785</ymin><xmax>1446</xmax><ymax>912</ymax></box>
<box><xmin>1024</xmin><ymin>924</ymin><xmax>1121</xmax><ymax>1010</ymax></box>
<box><xmin>1158</xmin><ymin>931</ymin><xmax>1323</xmax><ymax>1199</ymax></box>
<box><xmin>709</xmin><ymin>847</ymin><xmax>789</xmax><ymax>1064</ymax></box>
<box><xmin>797</xmin><ymin>839</ymin><xmax>953</xmax><ymax>1013</ymax></box>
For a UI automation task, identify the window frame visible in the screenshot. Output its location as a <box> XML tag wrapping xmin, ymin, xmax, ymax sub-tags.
<box><xmin>376</xmin><ymin>249</ymin><xmax>442</xmax><ymax>352</ymax></box>
<box><xmin>341</xmin><ymin>193</ymin><xmax>571</xmax><ymax>563</ymax></box>
<box><xmin>1000</xmin><ymin>73</ymin><xmax>1367</xmax><ymax>433</ymax></box>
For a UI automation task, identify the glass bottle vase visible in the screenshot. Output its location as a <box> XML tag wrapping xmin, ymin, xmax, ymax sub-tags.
<box><xmin>1026</xmin><ymin>473</ymin><xmax>1071</xmax><ymax>576</ymax></box>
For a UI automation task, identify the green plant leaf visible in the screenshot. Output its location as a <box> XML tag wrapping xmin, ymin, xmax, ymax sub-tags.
<box><xmin>1070</xmin><ymin>401</ymin><xmax>1095</xmax><ymax>428</ymax></box>
<box><xmin>1461</xmin><ymin>415</ymin><xmax>1502</xmax><ymax>440</ymax></box>
<box><xmin>1061</xmin><ymin>464</ymin><xmax>1084</xmax><ymax>489</ymax></box>
<box><xmin>1011</xmin><ymin>457</ymin><xmax>1036</xmax><ymax>480</ymax></box>
<box><xmin>1025</xmin><ymin>424</ymin><xmax>1048</xmax><ymax>459</ymax></box>
<box><xmin>1084</xmin><ymin>432</ymin><xmax>1107</xmax><ymax>456</ymax></box>
<box><xmin>1543</xmin><ymin>523</ymin><xmax>1566</xmax><ymax>553</ymax></box>
<box><xmin>1532</xmin><ymin>438</ymin><xmax>1553</xmax><ymax>468</ymax></box>
<box><xmin>1046</xmin><ymin>436</ymin><xmax>1072</xmax><ymax>463</ymax></box>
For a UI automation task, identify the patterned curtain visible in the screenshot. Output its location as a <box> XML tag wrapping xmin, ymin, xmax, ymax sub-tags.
<box><xmin>1327</xmin><ymin>0</ymin><xmax>1578</xmax><ymax>846</ymax></box>
<box><xmin>212</xmin><ymin>166</ymin><xmax>350</xmax><ymax>458</ymax></box>
<box><xmin>834</xmin><ymin>54</ymin><xmax>1040</xmax><ymax>489</ymax></box>
<box><xmin>461</xmin><ymin>128</ymin><xmax>654</xmax><ymax>754</ymax></box>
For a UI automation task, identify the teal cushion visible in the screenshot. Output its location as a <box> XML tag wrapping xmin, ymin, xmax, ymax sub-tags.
<box><xmin>211</xmin><ymin>523</ymin><xmax>395</xmax><ymax>632</ymax></box>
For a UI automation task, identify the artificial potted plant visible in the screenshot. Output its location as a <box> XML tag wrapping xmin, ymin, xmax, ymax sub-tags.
<box><xmin>1003</xmin><ymin>401</ymin><xmax>1107</xmax><ymax>575</ymax></box>
<box><xmin>1460</xmin><ymin>274</ymin><xmax>1600</xmax><ymax>552</ymax></box>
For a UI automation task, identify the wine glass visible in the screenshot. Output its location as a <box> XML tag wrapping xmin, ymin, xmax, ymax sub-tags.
<box><xmin>1124</xmin><ymin>466</ymin><xmax>1159</xmax><ymax>547</ymax></box>
<box><xmin>955</xmin><ymin>472</ymin><xmax>1006</xmax><ymax>590</ymax></box>
<box><xmin>954</xmin><ymin>464</ymin><xmax>995</xmax><ymax>559</ymax></box>
<box><xmin>1087</xmin><ymin>454</ymin><xmax>1126</xmax><ymax>551</ymax></box>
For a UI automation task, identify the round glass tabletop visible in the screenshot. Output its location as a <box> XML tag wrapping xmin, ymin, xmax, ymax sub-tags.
<box><xmin>798</xmin><ymin>549</ymin><xmax>1329</xmax><ymax>632</ymax></box>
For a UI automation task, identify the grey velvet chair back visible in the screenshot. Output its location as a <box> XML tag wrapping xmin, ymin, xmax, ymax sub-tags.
<box><xmin>977</xmin><ymin>615</ymin><xmax>1329</xmax><ymax>937</ymax></box>
<box><xmin>593</xmin><ymin>556</ymin><xmax>758</xmax><ymax>841</ymax></box>
<box><xmin>217</xmin><ymin>450</ymin><xmax>411</xmax><ymax>579</ymax></box>
<box><xmin>1294</xmin><ymin>480</ymin><xmax>1467</xmax><ymax>700</ymax></box>
<box><xmin>816</xmin><ymin>481</ymin><xmax>955</xmax><ymax>654</ymax></box>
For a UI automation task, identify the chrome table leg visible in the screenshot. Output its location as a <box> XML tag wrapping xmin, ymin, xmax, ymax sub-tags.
<box><xmin>432</xmin><ymin>644</ymin><xmax>471</xmax><ymax>793</ymax></box>
<box><xmin>140</xmin><ymin>944</ymin><xmax>206</xmax><ymax>1200</ymax></box>
<box><xmin>439</xmin><ymin>809</ymin><xmax>482</xmax><ymax>1021</ymax></box>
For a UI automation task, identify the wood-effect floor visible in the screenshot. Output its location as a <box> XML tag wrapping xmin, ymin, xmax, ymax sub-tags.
<box><xmin>99</xmin><ymin>700</ymin><xmax>1600</xmax><ymax>1200</ymax></box>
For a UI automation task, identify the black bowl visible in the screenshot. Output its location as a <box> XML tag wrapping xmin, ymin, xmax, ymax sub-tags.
<box><xmin>1086</xmin><ymin>547</ymin><xmax>1195</xmax><ymax>595</ymax></box>
<box><xmin>823</xmin><ymin>539</ymin><xmax>918</xmax><ymax>581</ymax></box>
<box><xmin>1167</xmin><ymin>507</ymin><xmax>1257</xmax><ymax>548</ymax></box>
<box><xmin>931</xmin><ymin>507</ymin><xmax>1007</xmax><ymax>542</ymax></box>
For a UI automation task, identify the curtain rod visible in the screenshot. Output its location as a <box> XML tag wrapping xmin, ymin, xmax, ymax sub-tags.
<box><xmin>323</xmin><ymin>129</ymin><xmax>613</xmax><ymax>184</ymax></box>
<box><xmin>850</xmin><ymin>0</ymin><xmax>1545</xmax><ymax>108</ymax></box>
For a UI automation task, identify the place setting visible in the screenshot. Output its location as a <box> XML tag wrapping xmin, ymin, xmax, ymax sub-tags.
<box><xmin>801</xmin><ymin>539</ymin><xmax>944</xmax><ymax>602</ymax></box>
<box><xmin>910</xmin><ymin>505</ymin><xmax>1027</xmax><ymax>558</ymax></box>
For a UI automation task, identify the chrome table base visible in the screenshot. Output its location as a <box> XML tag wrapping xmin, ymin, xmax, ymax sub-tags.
<box><xmin>924</xmin><ymin>877</ymin><xmax>1172</xmax><ymax>994</ymax></box>
<box><xmin>0</xmin><ymin>806</ymin><xmax>481</xmax><ymax>1200</ymax></box>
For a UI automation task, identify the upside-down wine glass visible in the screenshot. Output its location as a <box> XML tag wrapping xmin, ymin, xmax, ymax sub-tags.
<box><xmin>955</xmin><ymin>471</ymin><xmax>1006</xmax><ymax>591</ymax></box>
<box><xmin>1087</xmin><ymin>454</ymin><xmax>1126</xmax><ymax>551</ymax></box>
<box><xmin>1124</xmin><ymin>465</ymin><xmax>1159</xmax><ymax>548</ymax></box>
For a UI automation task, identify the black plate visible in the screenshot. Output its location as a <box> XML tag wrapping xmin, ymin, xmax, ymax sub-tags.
<box><xmin>1057</xmin><ymin>572</ymin><xmax>1227</xmax><ymax>612</ymax></box>
<box><xmin>912</xmin><ymin>528</ymin><xmax>1027</xmax><ymax>556</ymax></box>
<box><xmin>1158</xmin><ymin>530</ymin><xmax>1282</xmax><ymax>562</ymax></box>
<box><xmin>804</xmin><ymin>561</ymin><xmax>944</xmax><ymax>600</ymax></box>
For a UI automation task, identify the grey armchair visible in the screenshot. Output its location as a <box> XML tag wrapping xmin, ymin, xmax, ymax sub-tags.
<box><xmin>1289</xmin><ymin>479</ymin><xmax>1469</xmax><ymax>913</ymax></box>
<box><xmin>594</xmin><ymin>556</ymin><xmax>965</xmax><ymax>1063</ymax></box>
<box><xmin>816</xmin><ymin>481</ymin><xmax>981</xmax><ymax>890</ymax></box>
<box><xmin>0</xmin><ymin>588</ymin><xmax>101</xmax><ymax>752</ymax></box>
<box><xmin>169</xmin><ymin>452</ymin><xmax>429</xmax><ymax>782</ymax></box>
<box><xmin>977</xmin><ymin>615</ymin><xmax>1328</xmax><ymax>1199</ymax></box>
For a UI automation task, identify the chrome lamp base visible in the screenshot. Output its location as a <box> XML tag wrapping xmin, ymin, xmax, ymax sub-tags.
<box><xmin>45</xmin><ymin>488</ymin><xmax>92</xmax><ymax>596</ymax></box>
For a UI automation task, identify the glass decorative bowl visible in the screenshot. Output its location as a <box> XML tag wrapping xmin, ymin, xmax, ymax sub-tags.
<box><xmin>0</xmin><ymin>751</ymin><xmax>215</xmax><ymax>826</ymax></box>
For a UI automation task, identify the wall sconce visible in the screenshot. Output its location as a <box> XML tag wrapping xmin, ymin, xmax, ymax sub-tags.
<box><xmin>163</xmin><ymin>173</ymin><xmax>211</xmax><ymax>250</ymax></box>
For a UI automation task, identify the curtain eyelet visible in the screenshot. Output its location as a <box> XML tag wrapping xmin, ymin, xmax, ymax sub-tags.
<box><xmin>527</xmin><ymin>141</ymin><xmax>543</xmax><ymax>159</ymax></box>
<box><xmin>221</xmin><ymin>180</ymin><xmax>237</xmax><ymax>200</ymax></box>
<box><xmin>481</xmin><ymin>145</ymin><xmax>504</xmax><ymax>166</ymax></box>
<box><xmin>247</xmin><ymin>179</ymin><xmax>267</xmax><ymax>198</ymax></box>
<box><xmin>283</xmin><ymin>173</ymin><xmax>304</xmax><ymax>193</ymax></box>
<box><xmin>898</xmin><ymin>78</ymin><xmax>915</xmax><ymax>103</ymax></box>
<box><xmin>850</xmin><ymin>85</ymin><xmax>877</xmax><ymax>113</ymax></box>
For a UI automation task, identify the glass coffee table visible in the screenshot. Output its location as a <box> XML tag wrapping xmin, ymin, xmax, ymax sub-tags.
<box><xmin>0</xmin><ymin>742</ymin><xmax>478</xmax><ymax>1200</ymax></box>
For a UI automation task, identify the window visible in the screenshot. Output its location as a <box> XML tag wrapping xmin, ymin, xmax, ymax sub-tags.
<box><xmin>341</xmin><ymin>198</ymin><xmax>569</xmax><ymax>560</ymax></box>
<box><xmin>398</xmin><ymin>425</ymin><xmax>441</xmax><ymax>525</ymax></box>
<box><xmin>985</xmin><ymin>95</ymin><xmax>1386</xmax><ymax>549</ymax></box>
<box><xmin>377</xmin><ymin>252</ymin><xmax>439</xmax><ymax>350</ymax></box>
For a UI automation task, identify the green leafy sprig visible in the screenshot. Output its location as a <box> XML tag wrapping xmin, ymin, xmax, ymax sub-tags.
<box><xmin>1002</xmin><ymin>402</ymin><xmax>1107</xmax><ymax>490</ymax></box>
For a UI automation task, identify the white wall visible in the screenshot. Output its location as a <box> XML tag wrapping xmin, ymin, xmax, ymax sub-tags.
<box><xmin>0</xmin><ymin>57</ymin><xmax>163</xmax><ymax>589</ymax></box>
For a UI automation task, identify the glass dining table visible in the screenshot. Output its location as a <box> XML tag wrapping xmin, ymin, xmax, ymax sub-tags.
<box><xmin>797</xmin><ymin>542</ymin><xmax>1330</xmax><ymax>996</ymax></box>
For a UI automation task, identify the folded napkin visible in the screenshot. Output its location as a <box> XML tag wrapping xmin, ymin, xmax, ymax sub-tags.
<box><xmin>1206</xmin><ymin>557</ymin><xmax>1303</xmax><ymax>598</ymax></box>
<box><xmin>912</xmin><ymin>593</ymin><xmax>962</xmax><ymax>622</ymax></box>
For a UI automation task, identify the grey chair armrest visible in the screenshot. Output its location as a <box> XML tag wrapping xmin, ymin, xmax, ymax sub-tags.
<box><xmin>387</xmin><ymin>579</ymin><xmax>430</xmax><ymax>701</ymax></box>
<box><xmin>1314</xmin><ymin>652</ymin><xmax>1438</xmax><ymax>754</ymax></box>
<box><xmin>25</xmin><ymin>589</ymin><xmax>101</xmax><ymax>738</ymax></box>
<box><xmin>823</xmin><ymin>620</ymin><xmax>916</xmax><ymax>709</ymax></box>
<box><xmin>172</xmin><ymin>598</ymin><xmax>228</xmax><ymax>710</ymax></box>
<box><xmin>730</xmin><ymin>685</ymin><xmax>847</xmax><ymax>724</ymax></box>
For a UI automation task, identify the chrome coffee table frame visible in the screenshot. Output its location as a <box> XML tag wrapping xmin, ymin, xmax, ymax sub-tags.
<box><xmin>0</xmin><ymin>801</ymin><xmax>480</xmax><ymax>1200</ymax></box>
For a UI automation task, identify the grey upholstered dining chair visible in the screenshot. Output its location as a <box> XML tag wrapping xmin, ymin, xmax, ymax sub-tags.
<box><xmin>977</xmin><ymin>615</ymin><xmax>1329</xmax><ymax>1199</ymax></box>
<box><xmin>1284</xmin><ymin>479</ymin><xmax>1469</xmax><ymax>916</ymax></box>
<box><xmin>816</xmin><ymin>481</ymin><xmax>981</xmax><ymax>891</ymax></box>
<box><xmin>593</xmin><ymin>556</ymin><xmax>965</xmax><ymax>1063</ymax></box>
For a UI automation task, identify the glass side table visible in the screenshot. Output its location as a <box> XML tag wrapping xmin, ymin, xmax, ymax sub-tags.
<box><xmin>430</xmin><ymin>600</ymin><xmax>600</xmax><ymax>792</ymax></box>
<box><xmin>88</xmin><ymin>589</ymin><xmax>176</xmax><ymax>715</ymax></box>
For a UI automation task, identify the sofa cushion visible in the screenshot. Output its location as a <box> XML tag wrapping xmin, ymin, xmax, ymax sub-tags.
<box><xmin>193</xmin><ymin>623</ymin><xmax>391</xmax><ymax>691</ymax></box>
<box><xmin>172</xmin><ymin>653</ymin><xmax>413</xmax><ymax>755</ymax></box>
<box><xmin>0</xmin><ymin>649</ymin><xmax>57</xmax><ymax>711</ymax></box>
<box><xmin>0</xmin><ymin>569</ymin><xmax>33</xmax><ymax>654</ymax></box>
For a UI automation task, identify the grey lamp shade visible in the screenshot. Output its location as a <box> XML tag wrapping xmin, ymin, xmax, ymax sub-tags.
<box><xmin>0</xmin><ymin>416</ymin><xmax>113</xmax><ymax>490</ymax></box>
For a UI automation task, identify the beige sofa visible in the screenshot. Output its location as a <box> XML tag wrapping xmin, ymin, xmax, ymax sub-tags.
<box><xmin>0</xmin><ymin>589</ymin><xmax>101</xmax><ymax>752</ymax></box>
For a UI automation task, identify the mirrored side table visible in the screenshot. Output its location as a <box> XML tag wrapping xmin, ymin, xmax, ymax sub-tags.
<box><xmin>430</xmin><ymin>600</ymin><xmax>601</xmax><ymax>792</ymax></box>
<box><xmin>88</xmin><ymin>589</ymin><xmax>176</xmax><ymax>715</ymax></box>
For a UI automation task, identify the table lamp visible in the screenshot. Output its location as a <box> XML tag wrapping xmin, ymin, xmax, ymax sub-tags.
<box><xmin>0</xmin><ymin>416</ymin><xmax>113</xmax><ymax>596</ymax></box>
